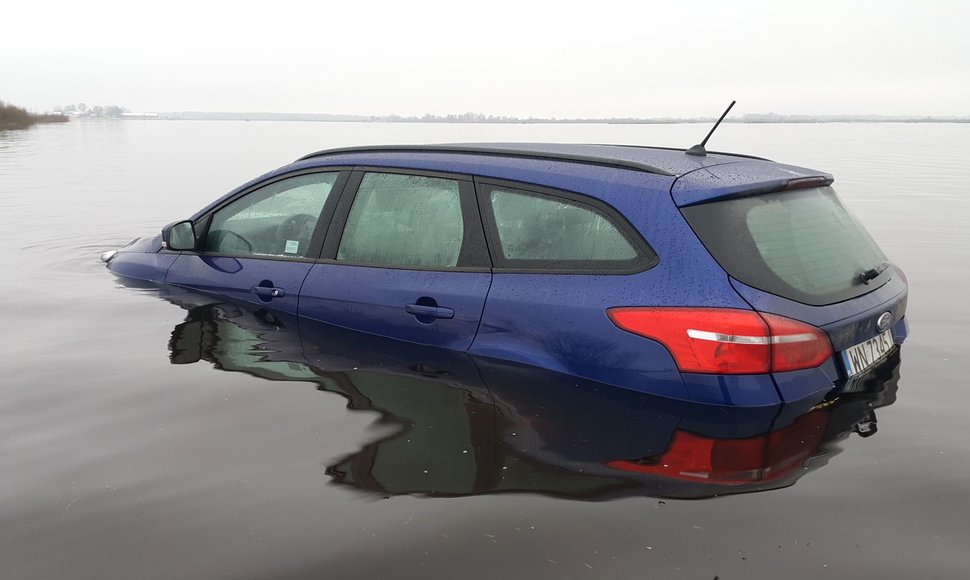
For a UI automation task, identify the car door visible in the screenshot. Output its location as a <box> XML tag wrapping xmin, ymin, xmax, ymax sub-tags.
<box><xmin>299</xmin><ymin>169</ymin><xmax>492</xmax><ymax>351</ymax></box>
<box><xmin>164</xmin><ymin>171</ymin><xmax>347</xmax><ymax>316</ymax></box>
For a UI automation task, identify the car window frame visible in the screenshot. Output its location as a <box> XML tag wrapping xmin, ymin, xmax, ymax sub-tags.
<box><xmin>474</xmin><ymin>177</ymin><xmax>659</xmax><ymax>275</ymax></box>
<box><xmin>319</xmin><ymin>167</ymin><xmax>492</xmax><ymax>272</ymax></box>
<box><xmin>187</xmin><ymin>169</ymin><xmax>350</xmax><ymax>263</ymax></box>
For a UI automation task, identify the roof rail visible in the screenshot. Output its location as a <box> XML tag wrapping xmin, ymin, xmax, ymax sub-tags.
<box><xmin>591</xmin><ymin>143</ymin><xmax>771</xmax><ymax>163</ymax></box>
<box><xmin>296</xmin><ymin>144</ymin><xmax>677</xmax><ymax>177</ymax></box>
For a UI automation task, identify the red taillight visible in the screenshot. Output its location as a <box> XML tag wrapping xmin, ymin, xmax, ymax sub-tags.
<box><xmin>606</xmin><ymin>307</ymin><xmax>832</xmax><ymax>374</ymax></box>
<box><xmin>761</xmin><ymin>312</ymin><xmax>833</xmax><ymax>372</ymax></box>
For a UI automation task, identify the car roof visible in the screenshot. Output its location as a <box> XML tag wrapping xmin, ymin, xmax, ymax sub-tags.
<box><xmin>297</xmin><ymin>143</ymin><xmax>771</xmax><ymax>178</ymax></box>
<box><xmin>191</xmin><ymin>143</ymin><xmax>830</xmax><ymax>221</ymax></box>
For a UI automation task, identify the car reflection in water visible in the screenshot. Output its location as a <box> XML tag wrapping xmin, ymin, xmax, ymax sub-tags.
<box><xmin>161</xmin><ymin>288</ymin><xmax>900</xmax><ymax>501</ymax></box>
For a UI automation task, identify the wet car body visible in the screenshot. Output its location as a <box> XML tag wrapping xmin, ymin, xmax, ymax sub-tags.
<box><xmin>105</xmin><ymin>143</ymin><xmax>908</xmax><ymax>407</ymax></box>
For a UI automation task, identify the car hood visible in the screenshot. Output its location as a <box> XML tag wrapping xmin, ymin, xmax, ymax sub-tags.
<box><xmin>120</xmin><ymin>234</ymin><xmax>164</xmax><ymax>253</ymax></box>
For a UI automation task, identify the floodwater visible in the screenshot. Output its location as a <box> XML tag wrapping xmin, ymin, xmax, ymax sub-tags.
<box><xmin>1</xmin><ymin>120</ymin><xmax>967</xmax><ymax>579</ymax></box>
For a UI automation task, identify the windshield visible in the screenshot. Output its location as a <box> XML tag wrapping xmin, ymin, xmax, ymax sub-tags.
<box><xmin>681</xmin><ymin>186</ymin><xmax>889</xmax><ymax>305</ymax></box>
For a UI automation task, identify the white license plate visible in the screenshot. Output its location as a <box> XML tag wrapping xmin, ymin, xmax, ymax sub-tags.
<box><xmin>841</xmin><ymin>330</ymin><xmax>895</xmax><ymax>377</ymax></box>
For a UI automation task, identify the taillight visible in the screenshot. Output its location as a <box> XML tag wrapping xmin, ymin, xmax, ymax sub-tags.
<box><xmin>606</xmin><ymin>307</ymin><xmax>832</xmax><ymax>374</ymax></box>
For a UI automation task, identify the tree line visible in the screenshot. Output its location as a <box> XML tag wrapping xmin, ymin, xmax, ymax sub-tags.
<box><xmin>55</xmin><ymin>103</ymin><xmax>129</xmax><ymax>118</ymax></box>
<box><xmin>0</xmin><ymin>101</ymin><xmax>69</xmax><ymax>131</ymax></box>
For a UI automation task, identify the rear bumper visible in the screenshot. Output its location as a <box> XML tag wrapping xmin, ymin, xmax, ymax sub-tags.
<box><xmin>682</xmin><ymin>316</ymin><xmax>907</xmax><ymax>407</ymax></box>
<box><xmin>771</xmin><ymin>316</ymin><xmax>907</xmax><ymax>404</ymax></box>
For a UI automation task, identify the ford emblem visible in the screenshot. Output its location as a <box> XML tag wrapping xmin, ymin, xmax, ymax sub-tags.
<box><xmin>876</xmin><ymin>312</ymin><xmax>893</xmax><ymax>332</ymax></box>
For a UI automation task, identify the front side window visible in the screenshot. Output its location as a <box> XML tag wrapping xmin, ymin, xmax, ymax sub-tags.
<box><xmin>203</xmin><ymin>173</ymin><xmax>338</xmax><ymax>258</ymax></box>
<box><xmin>485</xmin><ymin>186</ymin><xmax>646</xmax><ymax>270</ymax></box>
<box><xmin>337</xmin><ymin>173</ymin><xmax>465</xmax><ymax>268</ymax></box>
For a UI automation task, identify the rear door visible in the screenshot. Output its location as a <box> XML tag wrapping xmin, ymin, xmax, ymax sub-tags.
<box><xmin>299</xmin><ymin>170</ymin><xmax>492</xmax><ymax>351</ymax></box>
<box><xmin>164</xmin><ymin>171</ymin><xmax>346</xmax><ymax>316</ymax></box>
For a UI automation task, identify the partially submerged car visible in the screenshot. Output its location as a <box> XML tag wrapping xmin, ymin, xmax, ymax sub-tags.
<box><xmin>104</xmin><ymin>143</ymin><xmax>908</xmax><ymax>407</ymax></box>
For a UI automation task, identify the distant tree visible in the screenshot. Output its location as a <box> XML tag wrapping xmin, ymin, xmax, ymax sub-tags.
<box><xmin>77</xmin><ymin>102</ymin><xmax>87</xmax><ymax>112</ymax></box>
<box><xmin>1</xmin><ymin>100</ymin><xmax>68</xmax><ymax>130</ymax></box>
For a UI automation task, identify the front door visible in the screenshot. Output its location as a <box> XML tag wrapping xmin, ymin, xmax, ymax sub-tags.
<box><xmin>165</xmin><ymin>171</ymin><xmax>344</xmax><ymax>316</ymax></box>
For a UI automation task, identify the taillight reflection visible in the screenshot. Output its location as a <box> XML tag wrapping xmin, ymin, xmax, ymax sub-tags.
<box><xmin>607</xmin><ymin>409</ymin><xmax>829</xmax><ymax>484</ymax></box>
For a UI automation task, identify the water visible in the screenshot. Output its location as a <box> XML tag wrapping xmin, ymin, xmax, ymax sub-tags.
<box><xmin>1</xmin><ymin>120</ymin><xmax>968</xmax><ymax>579</ymax></box>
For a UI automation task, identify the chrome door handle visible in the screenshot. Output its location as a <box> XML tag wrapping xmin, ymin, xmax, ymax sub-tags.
<box><xmin>405</xmin><ymin>304</ymin><xmax>455</xmax><ymax>319</ymax></box>
<box><xmin>251</xmin><ymin>286</ymin><xmax>285</xmax><ymax>298</ymax></box>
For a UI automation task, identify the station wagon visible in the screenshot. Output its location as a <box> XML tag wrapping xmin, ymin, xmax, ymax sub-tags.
<box><xmin>103</xmin><ymin>143</ymin><xmax>909</xmax><ymax>406</ymax></box>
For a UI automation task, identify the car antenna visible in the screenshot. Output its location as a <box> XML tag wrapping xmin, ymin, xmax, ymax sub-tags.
<box><xmin>685</xmin><ymin>100</ymin><xmax>736</xmax><ymax>157</ymax></box>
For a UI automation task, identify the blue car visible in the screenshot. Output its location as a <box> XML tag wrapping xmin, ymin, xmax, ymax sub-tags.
<box><xmin>104</xmin><ymin>143</ymin><xmax>908</xmax><ymax>407</ymax></box>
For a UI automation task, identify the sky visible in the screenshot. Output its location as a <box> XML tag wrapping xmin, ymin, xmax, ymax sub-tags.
<box><xmin>3</xmin><ymin>0</ymin><xmax>969</xmax><ymax>118</ymax></box>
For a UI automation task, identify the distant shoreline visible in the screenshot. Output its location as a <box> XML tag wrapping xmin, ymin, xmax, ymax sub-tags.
<box><xmin>111</xmin><ymin>112</ymin><xmax>970</xmax><ymax>124</ymax></box>
<box><xmin>0</xmin><ymin>101</ymin><xmax>69</xmax><ymax>131</ymax></box>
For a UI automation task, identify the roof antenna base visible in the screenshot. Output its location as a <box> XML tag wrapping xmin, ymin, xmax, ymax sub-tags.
<box><xmin>686</xmin><ymin>100</ymin><xmax>736</xmax><ymax>157</ymax></box>
<box><xmin>685</xmin><ymin>144</ymin><xmax>707</xmax><ymax>157</ymax></box>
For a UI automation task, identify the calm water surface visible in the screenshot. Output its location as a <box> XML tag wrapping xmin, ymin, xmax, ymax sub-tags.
<box><xmin>1</xmin><ymin>121</ymin><xmax>968</xmax><ymax>579</ymax></box>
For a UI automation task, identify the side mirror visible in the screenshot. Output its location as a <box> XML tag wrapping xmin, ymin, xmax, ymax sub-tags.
<box><xmin>162</xmin><ymin>220</ymin><xmax>197</xmax><ymax>251</ymax></box>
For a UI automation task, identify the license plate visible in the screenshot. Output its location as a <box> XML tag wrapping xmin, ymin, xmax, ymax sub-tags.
<box><xmin>841</xmin><ymin>330</ymin><xmax>894</xmax><ymax>377</ymax></box>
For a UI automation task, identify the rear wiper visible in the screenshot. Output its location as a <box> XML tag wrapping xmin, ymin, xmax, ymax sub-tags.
<box><xmin>858</xmin><ymin>261</ymin><xmax>890</xmax><ymax>285</ymax></box>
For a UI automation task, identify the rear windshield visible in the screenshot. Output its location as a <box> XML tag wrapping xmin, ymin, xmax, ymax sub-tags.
<box><xmin>681</xmin><ymin>186</ymin><xmax>889</xmax><ymax>306</ymax></box>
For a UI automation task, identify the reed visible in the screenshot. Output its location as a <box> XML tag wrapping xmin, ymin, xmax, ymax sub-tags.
<box><xmin>0</xmin><ymin>101</ymin><xmax>69</xmax><ymax>130</ymax></box>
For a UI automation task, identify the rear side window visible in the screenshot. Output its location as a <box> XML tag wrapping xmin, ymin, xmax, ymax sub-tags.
<box><xmin>337</xmin><ymin>173</ymin><xmax>464</xmax><ymax>268</ymax></box>
<box><xmin>682</xmin><ymin>186</ymin><xmax>889</xmax><ymax>305</ymax></box>
<box><xmin>482</xmin><ymin>185</ymin><xmax>654</xmax><ymax>273</ymax></box>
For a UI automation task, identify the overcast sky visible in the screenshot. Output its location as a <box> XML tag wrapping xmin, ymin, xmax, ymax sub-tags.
<box><xmin>3</xmin><ymin>0</ymin><xmax>968</xmax><ymax>117</ymax></box>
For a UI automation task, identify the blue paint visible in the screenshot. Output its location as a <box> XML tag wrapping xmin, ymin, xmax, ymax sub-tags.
<box><xmin>300</xmin><ymin>264</ymin><xmax>490</xmax><ymax>351</ymax></box>
<box><xmin>105</xmin><ymin>143</ymin><xmax>909</xmax><ymax>408</ymax></box>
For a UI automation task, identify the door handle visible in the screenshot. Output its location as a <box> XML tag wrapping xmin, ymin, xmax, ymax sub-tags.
<box><xmin>405</xmin><ymin>304</ymin><xmax>455</xmax><ymax>319</ymax></box>
<box><xmin>251</xmin><ymin>286</ymin><xmax>285</xmax><ymax>298</ymax></box>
